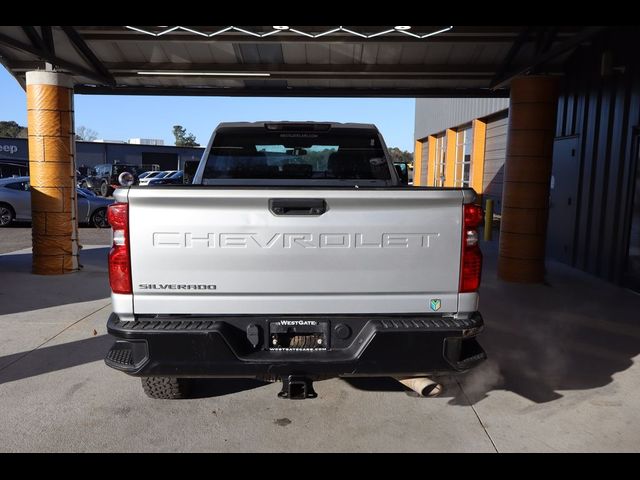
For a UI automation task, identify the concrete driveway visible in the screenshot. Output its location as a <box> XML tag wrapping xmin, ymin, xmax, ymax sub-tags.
<box><xmin>1</xmin><ymin>228</ymin><xmax>640</xmax><ymax>452</ymax></box>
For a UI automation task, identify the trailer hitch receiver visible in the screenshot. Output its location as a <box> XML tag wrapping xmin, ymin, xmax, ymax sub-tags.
<box><xmin>278</xmin><ymin>375</ymin><xmax>317</xmax><ymax>400</ymax></box>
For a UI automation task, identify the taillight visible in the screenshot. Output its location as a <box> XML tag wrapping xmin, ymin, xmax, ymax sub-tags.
<box><xmin>107</xmin><ymin>202</ymin><xmax>131</xmax><ymax>294</ymax></box>
<box><xmin>464</xmin><ymin>204</ymin><xmax>483</xmax><ymax>228</ymax></box>
<box><xmin>460</xmin><ymin>204</ymin><xmax>483</xmax><ymax>292</ymax></box>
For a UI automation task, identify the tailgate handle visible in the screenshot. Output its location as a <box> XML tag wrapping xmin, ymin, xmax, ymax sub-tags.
<box><xmin>269</xmin><ymin>198</ymin><xmax>327</xmax><ymax>216</ymax></box>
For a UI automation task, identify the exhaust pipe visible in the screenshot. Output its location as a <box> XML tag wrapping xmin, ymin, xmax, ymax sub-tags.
<box><xmin>395</xmin><ymin>376</ymin><xmax>443</xmax><ymax>397</ymax></box>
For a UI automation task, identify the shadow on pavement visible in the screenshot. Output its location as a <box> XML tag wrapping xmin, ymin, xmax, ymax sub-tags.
<box><xmin>4</xmin><ymin>221</ymin><xmax>32</xmax><ymax>228</ymax></box>
<box><xmin>190</xmin><ymin>378</ymin><xmax>269</xmax><ymax>398</ymax></box>
<box><xmin>0</xmin><ymin>333</ymin><xmax>269</xmax><ymax>399</ymax></box>
<box><xmin>445</xmin><ymin>251</ymin><xmax>640</xmax><ymax>405</ymax></box>
<box><xmin>0</xmin><ymin>247</ymin><xmax>110</xmax><ymax>315</ymax></box>
<box><xmin>342</xmin><ymin>377</ymin><xmax>405</xmax><ymax>392</ymax></box>
<box><xmin>0</xmin><ymin>335</ymin><xmax>113</xmax><ymax>385</ymax></box>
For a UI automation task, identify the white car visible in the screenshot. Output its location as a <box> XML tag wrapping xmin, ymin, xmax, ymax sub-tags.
<box><xmin>138</xmin><ymin>171</ymin><xmax>169</xmax><ymax>186</ymax></box>
<box><xmin>137</xmin><ymin>171</ymin><xmax>158</xmax><ymax>180</ymax></box>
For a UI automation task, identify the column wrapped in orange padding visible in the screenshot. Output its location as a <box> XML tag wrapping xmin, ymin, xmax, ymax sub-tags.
<box><xmin>26</xmin><ymin>71</ymin><xmax>79</xmax><ymax>275</ymax></box>
<box><xmin>498</xmin><ymin>75</ymin><xmax>559</xmax><ymax>283</ymax></box>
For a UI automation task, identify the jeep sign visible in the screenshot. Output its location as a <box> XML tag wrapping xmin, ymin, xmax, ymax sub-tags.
<box><xmin>0</xmin><ymin>144</ymin><xmax>19</xmax><ymax>155</ymax></box>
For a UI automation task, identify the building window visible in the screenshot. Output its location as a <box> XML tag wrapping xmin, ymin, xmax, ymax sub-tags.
<box><xmin>434</xmin><ymin>133</ymin><xmax>447</xmax><ymax>187</ymax></box>
<box><xmin>454</xmin><ymin>126</ymin><xmax>472</xmax><ymax>187</ymax></box>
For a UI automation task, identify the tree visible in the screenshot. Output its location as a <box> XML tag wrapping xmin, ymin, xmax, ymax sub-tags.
<box><xmin>76</xmin><ymin>126</ymin><xmax>98</xmax><ymax>141</ymax></box>
<box><xmin>387</xmin><ymin>147</ymin><xmax>413</xmax><ymax>164</ymax></box>
<box><xmin>172</xmin><ymin>125</ymin><xmax>200</xmax><ymax>147</ymax></box>
<box><xmin>0</xmin><ymin>120</ymin><xmax>27</xmax><ymax>138</ymax></box>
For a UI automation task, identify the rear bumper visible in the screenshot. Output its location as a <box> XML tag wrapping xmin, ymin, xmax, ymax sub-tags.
<box><xmin>105</xmin><ymin>312</ymin><xmax>486</xmax><ymax>378</ymax></box>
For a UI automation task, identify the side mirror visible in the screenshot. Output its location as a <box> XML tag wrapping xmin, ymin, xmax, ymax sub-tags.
<box><xmin>394</xmin><ymin>163</ymin><xmax>409</xmax><ymax>185</ymax></box>
<box><xmin>118</xmin><ymin>171</ymin><xmax>134</xmax><ymax>187</ymax></box>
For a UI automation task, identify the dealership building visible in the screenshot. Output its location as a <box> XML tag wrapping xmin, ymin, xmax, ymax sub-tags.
<box><xmin>413</xmin><ymin>28</ymin><xmax>640</xmax><ymax>291</ymax></box>
<box><xmin>413</xmin><ymin>98</ymin><xmax>510</xmax><ymax>211</ymax></box>
<box><xmin>0</xmin><ymin>137</ymin><xmax>203</xmax><ymax>176</ymax></box>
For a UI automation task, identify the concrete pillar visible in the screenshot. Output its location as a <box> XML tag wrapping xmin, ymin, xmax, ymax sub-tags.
<box><xmin>26</xmin><ymin>71</ymin><xmax>79</xmax><ymax>275</ymax></box>
<box><xmin>498</xmin><ymin>75</ymin><xmax>559</xmax><ymax>283</ymax></box>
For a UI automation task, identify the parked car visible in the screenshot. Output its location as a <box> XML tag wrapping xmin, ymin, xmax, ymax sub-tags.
<box><xmin>104</xmin><ymin>121</ymin><xmax>486</xmax><ymax>400</ymax></box>
<box><xmin>80</xmin><ymin>163</ymin><xmax>145</xmax><ymax>197</ymax></box>
<box><xmin>148</xmin><ymin>171</ymin><xmax>184</xmax><ymax>185</ymax></box>
<box><xmin>0</xmin><ymin>176</ymin><xmax>114</xmax><ymax>228</ymax></box>
<box><xmin>137</xmin><ymin>170</ymin><xmax>168</xmax><ymax>186</ymax></box>
<box><xmin>393</xmin><ymin>162</ymin><xmax>409</xmax><ymax>185</ymax></box>
<box><xmin>137</xmin><ymin>171</ymin><xmax>157</xmax><ymax>181</ymax></box>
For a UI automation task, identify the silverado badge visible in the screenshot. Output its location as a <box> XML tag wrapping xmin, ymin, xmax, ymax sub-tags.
<box><xmin>430</xmin><ymin>299</ymin><xmax>441</xmax><ymax>311</ymax></box>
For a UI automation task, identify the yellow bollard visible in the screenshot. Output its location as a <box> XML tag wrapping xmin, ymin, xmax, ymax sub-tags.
<box><xmin>484</xmin><ymin>199</ymin><xmax>494</xmax><ymax>242</ymax></box>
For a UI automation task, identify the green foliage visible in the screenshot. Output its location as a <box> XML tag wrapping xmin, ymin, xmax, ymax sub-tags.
<box><xmin>387</xmin><ymin>147</ymin><xmax>413</xmax><ymax>164</ymax></box>
<box><xmin>76</xmin><ymin>125</ymin><xmax>98</xmax><ymax>141</ymax></box>
<box><xmin>300</xmin><ymin>148</ymin><xmax>335</xmax><ymax>170</ymax></box>
<box><xmin>172</xmin><ymin>125</ymin><xmax>199</xmax><ymax>147</ymax></box>
<box><xmin>0</xmin><ymin>120</ymin><xmax>27</xmax><ymax>138</ymax></box>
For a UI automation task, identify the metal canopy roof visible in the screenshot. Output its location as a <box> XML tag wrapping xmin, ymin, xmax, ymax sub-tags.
<box><xmin>0</xmin><ymin>26</ymin><xmax>606</xmax><ymax>97</ymax></box>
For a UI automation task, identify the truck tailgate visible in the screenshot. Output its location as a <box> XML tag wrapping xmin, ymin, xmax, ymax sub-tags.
<box><xmin>126</xmin><ymin>188</ymin><xmax>465</xmax><ymax>315</ymax></box>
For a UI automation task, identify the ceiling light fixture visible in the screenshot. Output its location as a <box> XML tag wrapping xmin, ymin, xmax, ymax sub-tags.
<box><xmin>137</xmin><ymin>71</ymin><xmax>271</xmax><ymax>77</ymax></box>
<box><xmin>125</xmin><ymin>25</ymin><xmax>453</xmax><ymax>39</ymax></box>
<box><xmin>420</xmin><ymin>26</ymin><xmax>454</xmax><ymax>38</ymax></box>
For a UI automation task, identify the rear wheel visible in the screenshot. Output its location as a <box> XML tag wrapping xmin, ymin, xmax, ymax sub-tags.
<box><xmin>0</xmin><ymin>204</ymin><xmax>15</xmax><ymax>227</ymax></box>
<box><xmin>99</xmin><ymin>181</ymin><xmax>109</xmax><ymax>197</ymax></box>
<box><xmin>90</xmin><ymin>208</ymin><xmax>108</xmax><ymax>228</ymax></box>
<box><xmin>141</xmin><ymin>377</ymin><xmax>192</xmax><ymax>399</ymax></box>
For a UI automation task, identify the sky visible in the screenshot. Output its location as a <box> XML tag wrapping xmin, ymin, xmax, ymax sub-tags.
<box><xmin>0</xmin><ymin>66</ymin><xmax>415</xmax><ymax>151</ymax></box>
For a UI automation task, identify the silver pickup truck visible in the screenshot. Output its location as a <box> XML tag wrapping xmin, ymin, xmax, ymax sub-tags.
<box><xmin>104</xmin><ymin>122</ymin><xmax>486</xmax><ymax>400</ymax></box>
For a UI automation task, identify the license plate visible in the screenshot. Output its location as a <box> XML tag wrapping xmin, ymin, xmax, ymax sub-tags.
<box><xmin>268</xmin><ymin>320</ymin><xmax>329</xmax><ymax>350</ymax></box>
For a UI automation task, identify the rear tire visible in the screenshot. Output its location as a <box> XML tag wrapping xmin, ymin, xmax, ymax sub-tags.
<box><xmin>0</xmin><ymin>203</ymin><xmax>15</xmax><ymax>227</ymax></box>
<box><xmin>90</xmin><ymin>208</ymin><xmax>108</xmax><ymax>228</ymax></box>
<box><xmin>99</xmin><ymin>181</ymin><xmax>109</xmax><ymax>197</ymax></box>
<box><xmin>141</xmin><ymin>377</ymin><xmax>192</xmax><ymax>399</ymax></box>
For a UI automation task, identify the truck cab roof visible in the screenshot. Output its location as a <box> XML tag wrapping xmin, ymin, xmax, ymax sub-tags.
<box><xmin>214</xmin><ymin>121</ymin><xmax>379</xmax><ymax>131</ymax></box>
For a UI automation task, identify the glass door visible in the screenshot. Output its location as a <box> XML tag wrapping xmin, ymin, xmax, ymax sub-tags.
<box><xmin>454</xmin><ymin>126</ymin><xmax>472</xmax><ymax>187</ymax></box>
<box><xmin>433</xmin><ymin>133</ymin><xmax>446</xmax><ymax>187</ymax></box>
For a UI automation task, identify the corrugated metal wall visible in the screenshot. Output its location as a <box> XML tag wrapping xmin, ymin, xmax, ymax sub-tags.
<box><xmin>554</xmin><ymin>28</ymin><xmax>640</xmax><ymax>283</ymax></box>
<box><xmin>482</xmin><ymin>113</ymin><xmax>509</xmax><ymax>213</ymax></box>
<box><xmin>414</xmin><ymin>98</ymin><xmax>509</xmax><ymax>140</ymax></box>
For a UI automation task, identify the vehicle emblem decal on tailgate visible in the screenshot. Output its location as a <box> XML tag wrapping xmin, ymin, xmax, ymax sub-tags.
<box><xmin>138</xmin><ymin>284</ymin><xmax>217</xmax><ymax>290</ymax></box>
<box><xmin>430</xmin><ymin>299</ymin><xmax>441</xmax><ymax>311</ymax></box>
<box><xmin>152</xmin><ymin>232</ymin><xmax>440</xmax><ymax>249</ymax></box>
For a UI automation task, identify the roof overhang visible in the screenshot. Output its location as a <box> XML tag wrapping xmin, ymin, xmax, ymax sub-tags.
<box><xmin>0</xmin><ymin>26</ymin><xmax>608</xmax><ymax>97</ymax></box>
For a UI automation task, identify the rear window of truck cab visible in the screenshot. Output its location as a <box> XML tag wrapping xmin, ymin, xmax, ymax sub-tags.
<box><xmin>201</xmin><ymin>126</ymin><xmax>394</xmax><ymax>185</ymax></box>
